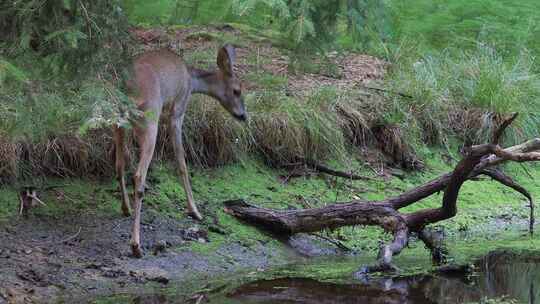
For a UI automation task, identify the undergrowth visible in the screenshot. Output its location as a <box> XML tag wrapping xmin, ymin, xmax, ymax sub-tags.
<box><xmin>3</xmin><ymin>26</ymin><xmax>540</xmax><ymax>186</ymax></box>
<box><xmin>0</xmin><ymin>156</ymin><xmax>537</xmax><ymax>257</ymax></box>
<box><xmin>1</xmin><ymin>3</ymin><xmax>539</xmax><ymax>250</ymax></box>
<box><xmin>385</xmin><ymin>43</ymin><xmax>540</xmax><ymax>146</ymax></box>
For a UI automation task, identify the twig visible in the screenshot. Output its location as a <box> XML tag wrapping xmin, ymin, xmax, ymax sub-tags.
<box><xmin>19</xmin><ymin>195</ymin><xmax>24</xmax><ymax>215</ymax></box>
<box><xmin>28</xmin><ymin>194</ymin><xmax>46</xmax><ymax>206</ymax></box>
<box><xmin>310</xmin><ymin>232</ymin><xmax>352</xmax><ymax>252</ymax></box>
<box><xmin>195</xmin><ymin>294</ymin><xmax>204</xmax><ymax>304</ymax></box>
<box><xmin>296</xmin><ymin>157</ymin><xmax>374</xmax><ymax>181</ymax></box>
<box><xmin>362</xmin><ymin>85</ymin><xmax>414</xmax><ymax>99</ymax></box>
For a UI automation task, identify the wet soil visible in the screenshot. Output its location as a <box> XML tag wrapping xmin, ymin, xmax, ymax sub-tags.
<box><xmin>0</xmin><ymin>211</ymin><xmax>343</xmax><ymax>304</ymax></box>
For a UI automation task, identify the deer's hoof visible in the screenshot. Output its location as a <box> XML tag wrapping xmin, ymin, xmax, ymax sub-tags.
<box><xmin>187</xmin><ymin>210</ymin><xmax>203</xmax><ymax>221</ymax></box>
<box><xmin>121</xmin><ymin>207</ymin><xmax>131</xmax><ymax>217</ymax></box>
<box><xmin>131</xmin><ymin>243</ymin><xmax>143</xmax><ymax>258</ymax></box>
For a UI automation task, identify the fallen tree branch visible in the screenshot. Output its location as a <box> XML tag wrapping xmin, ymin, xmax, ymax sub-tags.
<box><xmin>309</xmin><ymin>233</ymin><xmax>353</xmax><ymax>252</ymax></box>
<box><xmin>492</xmin><ymin>112</ymin><xmax>518</xmax><ymax>144</ymax></box>
<box><xmin>418</xmin><ymin>228</ymin><xmax>448</xmax><ymax>265</ymax></box>
<box><xmin>224</xmin><ymin>199</ymin><xmax>402</xmax><ymax>234</ymax></box>
<box><xmin>224</xmin><ymin>114</ymin><xmax>539</xmax><ymax>273</ymax></box>
<box><xmin>388</xmin><ymin>138</ymin><xmax>540</xmax><ymax>210</ymax></box>
<box><xmin>294</xmin><ymin>157</ymin><xmax>374</xmax><ymax>181</ymax></box>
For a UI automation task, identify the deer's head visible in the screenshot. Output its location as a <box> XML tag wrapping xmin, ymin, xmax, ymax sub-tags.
<box><xmin>212</xmin><ymin>44</ymin><xmax>247</xmax><ymax>121</ymax></box>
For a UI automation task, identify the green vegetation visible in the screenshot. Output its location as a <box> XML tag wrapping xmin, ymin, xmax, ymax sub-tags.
<box><xmin>1</xmin><ymin>0</ymin><xmax>539</xmax><ymax>258</ymax></box>
<box><xmin>391</xmin><ymin>0</ymin><xmax>540</xmax><ymax>58</ymax></box>
<box><xmin>1</xmin><ymin>2</ymin><xmax>540</xmax><ymax>302</ymax></box>
<box><xmin>1</xmin><ymin>155</ymin><xmax>537</xmax><ymax>253</ymax></box>
<box><xmin>2</xmin><ymin>1</ymin><xmax>539</xmax><ymax>180</ymax></box>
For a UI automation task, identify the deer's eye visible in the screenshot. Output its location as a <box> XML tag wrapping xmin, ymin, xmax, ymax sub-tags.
<box><xmin>233</xmin><ymin>89</ymin><xmax>241</xmax><ymax>96</ymax></box>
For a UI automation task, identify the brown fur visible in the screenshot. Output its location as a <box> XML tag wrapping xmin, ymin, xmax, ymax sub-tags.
<box><xmin>114</xmin><ymin>45</ymin><xmax>246</xmax><ymax>257</ymax></box>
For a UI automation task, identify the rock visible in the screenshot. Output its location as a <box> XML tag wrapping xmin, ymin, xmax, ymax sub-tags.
<box><xmin>148</xmin><ymin>275</ymin><xmax>169</xmax><ymax>285</ymax></box>
<box><xmin>102</xmin><ymin>268</ymin><xmax>127</xmax><ymax>278</ymax></box>
<box><xmin>287</xmin><ymin>234</ymin><xmax>345</xmax><ymax>257</ymax></box>
<box><xmin>153</xmin><ymin>240</ymin><xmax>167</xmax><ymax>255</ymax></box>
<box><xmin>183</xmin><ymin>227</ymin><xmax>208</xmax><ymax>243</ymax></box>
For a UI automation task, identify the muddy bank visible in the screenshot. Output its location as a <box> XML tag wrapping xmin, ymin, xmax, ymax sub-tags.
<box><xmin>0</xmin><ymin>210</ymin><xmax>347</xmax><ymax>304</ymax></box>
<box><xmin>0</xmin><ymin>184</ymin><xmax>534</xmax><ymax>304</ymax></box>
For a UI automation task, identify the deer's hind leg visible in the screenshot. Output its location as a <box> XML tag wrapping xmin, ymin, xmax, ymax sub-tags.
<box><xmin>170</xmin><ymin>93</ymin><xmax>202</xmax><ymax>220</ymax></box>
<box><xmin>130</xmin><ymin>116</ymin><xmax>159</xmax><ymax>258</ymax></box>
<box><xmin>113</xmin><ymin>125</ymin><xmax>131</xmax><ymax>216</ymax></box>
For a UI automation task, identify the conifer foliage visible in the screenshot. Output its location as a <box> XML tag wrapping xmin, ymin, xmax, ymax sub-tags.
<box><xmin>0</xmin><ymin>0</ymin><xmax>131</xmax><ymax>78</ymax></box>
<box><xmin>230</xmin><ymin>0</ymin><xmax>390</xmax><ymax>52</ymax></box>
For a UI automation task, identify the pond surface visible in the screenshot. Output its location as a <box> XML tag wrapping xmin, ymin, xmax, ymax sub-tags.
<box><xmin>228</xmin><ymin>252</ymin><xmax>540</xmax><ymax>304</ymax></box>
<box><xmin>99</xmin><ymin>251</ymin><xmax>540</xmax><ymax>304</ymax></box>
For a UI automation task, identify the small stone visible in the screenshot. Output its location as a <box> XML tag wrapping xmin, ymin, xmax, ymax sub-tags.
<box><xmin>153</xmin><ymin>240</ymin><xmax>167</xmax><ymax>255</ymax></box>
<box><xmin>149</xmin><ymin>276</ymin><xmax>169</xmax><ymax>285</ymax></box>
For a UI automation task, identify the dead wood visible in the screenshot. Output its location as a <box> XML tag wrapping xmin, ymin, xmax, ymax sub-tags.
<box><xmin>418</xmin><ymin>228</ymin><xmax>448</xmax><ymax>265</ymax></box>
<box><xmin>18</xmin><ymin>187</ymin><xmax>46</xmax><ymax>216</ymax></box>
<box><xmin>285</xmin><ymin>157</ymin><xmax>374</xmax><ymax>181</ymax></box>
<box><xmin>224</xmin><ymin>115</ymin><xmax>540</xmax><ymax>273</ymax></box>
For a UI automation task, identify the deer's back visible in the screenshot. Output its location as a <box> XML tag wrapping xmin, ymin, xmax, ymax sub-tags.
<box><xmin>128</xmin><ymin>49</ymin><xmax>191</xmax><ymax>108</ymax></box>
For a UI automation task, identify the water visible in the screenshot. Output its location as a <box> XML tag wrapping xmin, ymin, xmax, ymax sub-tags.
<box><xmin>227</xmin><ymin>252</ymin><xmax>540</xmax><ymax>303</ymax></box>
<box><xmin>97</xmin><ymin>251</ymin><xmax>540</xmax><ymax>304</ymax></box>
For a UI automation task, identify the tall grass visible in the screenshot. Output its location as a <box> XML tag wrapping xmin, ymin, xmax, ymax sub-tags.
<box><xmin>386</xmin><ymin>43</ymin><xmax>540</xmax><ymax>146</ymax></box>
<box><xmin>3</xmin><ymin>1</ymin><xmax>540</xmax><ymax>184</ymax></box>
<box><xmin>248</xmin><ymin>87</ymin><xmax>348</xmax><ymax>166</ymax></box>
<box><xmin>391</xmin><ymin>0</ymin><xmax>540</xmax><ymax>59</ymax></box>
<box><xmin>9</xmin><ymin>40</ymin><xmax>536</xmax><ymax>184</ymax></box>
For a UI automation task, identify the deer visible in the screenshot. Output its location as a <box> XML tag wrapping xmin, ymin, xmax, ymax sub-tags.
<box><xmin>113</xmin><ymin>44</ymin><xmax>246</xmax><ymax>257</ymax></box>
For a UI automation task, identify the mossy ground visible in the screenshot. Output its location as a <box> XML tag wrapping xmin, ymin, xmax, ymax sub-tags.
<box><xmin>1</xmin><ymin>151</ymin><xmax>538</xmax><ymax>264</ymax></box>
<box><xmin>1</xmin><ymin>142</ymin><xmax>530</xmax><ymax>302</ymax></box>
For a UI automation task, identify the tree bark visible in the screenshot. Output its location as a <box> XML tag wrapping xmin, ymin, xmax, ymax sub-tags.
<box><xmin>225</xmin><ymin>120</ymin><xmax>540</xmax><ymax>272</ymax></box>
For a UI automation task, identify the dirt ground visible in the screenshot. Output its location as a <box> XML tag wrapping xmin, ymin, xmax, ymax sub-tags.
<box><xmin>0</xmin><ymin>208</ymin><xmax>344</xmax><ymax>304</ymax></box>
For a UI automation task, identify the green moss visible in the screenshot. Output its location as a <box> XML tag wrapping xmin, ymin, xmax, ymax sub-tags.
<box><xmin>2</xmin><ymin>151</ymin><xmax>539</xmax><ymax>272</ymax></box>
<box><xmin>0</xmin><ymin>187</ymin><xmax>18</xmax><ymax>221</ymax></box>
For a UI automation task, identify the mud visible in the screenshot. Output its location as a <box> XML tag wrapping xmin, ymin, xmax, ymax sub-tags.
<box><xmin>0</xmin><ymin>210</ymin><xmax>346</xmax><ymax>304</ymax></box>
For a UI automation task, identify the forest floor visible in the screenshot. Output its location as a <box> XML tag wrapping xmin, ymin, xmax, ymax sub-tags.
<box><xmin>0</xmin><ymin>159</ymin><xmax>538</xmax><ymax>303</ymax></box>
<box><xmin>1</xmin><ymin>24</ymin><xmax>540</xmax><ymax>303</ymax></box>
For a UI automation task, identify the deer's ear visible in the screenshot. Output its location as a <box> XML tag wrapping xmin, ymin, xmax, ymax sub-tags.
<box><xmin>217</xmin><ymin>44</ymin><xmax>236</xmax><ymax>76</ymax></box>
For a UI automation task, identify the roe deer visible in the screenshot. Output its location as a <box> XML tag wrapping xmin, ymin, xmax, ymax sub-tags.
<box><xmin>113</xmin><ymin>44</ymin><xmax>246</xmax><ymax>257</ymax></box>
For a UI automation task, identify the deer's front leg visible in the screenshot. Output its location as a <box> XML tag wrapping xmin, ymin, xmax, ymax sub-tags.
<box><xmin>170</xmin><ymin>105</ymin><xmax>203</xmax><ymax>221</ymax></box>
<box><xmin>131</xmin><ymin>121</ymin><xmax>159</xmax><ymax>258</ymax></box>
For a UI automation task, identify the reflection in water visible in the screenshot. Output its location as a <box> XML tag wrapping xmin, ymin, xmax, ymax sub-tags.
<box><xmin>97</xmin><ymin>252</ymin><xmax>540</xmax><ymax>304</ymax></box>
<box><xmin>227</xmin><ymin>252</ymin><xmax>540</xmax><ymax>304</ymax></box>
<box><xmin>228</xmin><ymin>277</ymin><xmax>435</xmax><ymax>304</ymax></box>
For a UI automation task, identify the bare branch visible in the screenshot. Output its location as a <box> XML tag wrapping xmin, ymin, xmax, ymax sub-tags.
<box><xmin>492</xmin><ymin>112</ymin><xmax>518</xmax><ymax>144</ymax></box>
<box><xmin>224</xmin><ymin>120</ymin><xmax>540</xmax><ymax>273</ymax></box>
<box><xmin>294</xmin><ymin>157</ymin><xmax>375</xmax><ymax>181</ymax></box>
